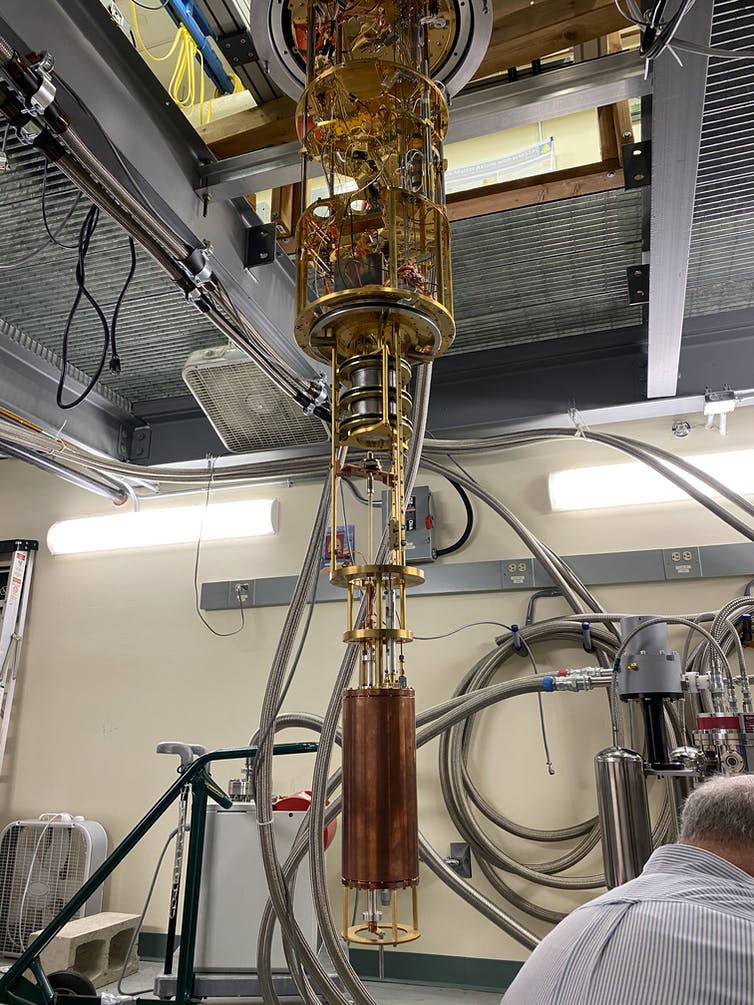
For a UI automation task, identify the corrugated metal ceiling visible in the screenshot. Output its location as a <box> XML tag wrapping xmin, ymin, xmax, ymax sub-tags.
<box><xmin>450</xmin><ymin>188</ymin><xmax>644</xmax><ymax>353</ymax></box>
<box><xmin>686</xmin><ymin>0</ymin><xmax>754</xmax><ymax>318</ymax></box>
<box><xmin>0</xmin><ymin>131</ymin><xmax>644</xmax><ymax>405</ymax></box>
<box><xmin>0</xmin><ymin>139</ymin><xmax>223</xmax><ymax>403</ymax></box>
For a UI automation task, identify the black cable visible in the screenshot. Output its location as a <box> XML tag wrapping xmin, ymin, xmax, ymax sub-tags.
<box><xmin>41</xmin><ymin>162</ymin><xmax>80</xmax><ymax>250</ymax></box>
<box><xmin>130</xmin><ymin>0</ymin><xmax>169</xmax><ymax>9</ymax></box>
<box><xmin>436</xmin><ymin>478</ymin><xmax>474</xmax><ymax>557</ymax></box>
<box><xmin>639</xmin><ymin>0</ymin><xmax>694</xmax><ymax>60</ymax></box>
<box><xmin>56</xmin><ymin>207</ymin><xmax>111</xmax><ymax>410</ymax></box>
<box><xmin>525</xmin><ymin>589</ymin><xmax>563</xmax><ymax>627</ymax></box>
<box><xmin>109</xmin><ymin>236</ymin><xmax>137</xmax><ymax>375</ymax></box>
<box><xmin>55</xmin><ymin>208</ymin><xmax>138</xmax><ymax>409</ymax></box>
<box><xmin>0</xmin><ymin>159</ymin><xmax>83</xmax><ymax>269</ymax></box>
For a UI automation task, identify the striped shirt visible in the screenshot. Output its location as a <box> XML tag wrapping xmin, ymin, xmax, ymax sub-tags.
<box><xmin>502</xmin><ymin>844</ymin><xmax>754</xmax><ymax>1005</ymax></box>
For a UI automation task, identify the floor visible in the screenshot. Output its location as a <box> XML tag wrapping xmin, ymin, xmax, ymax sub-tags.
<box><xmin>105</xmin><ymin>959</ymin><xmax>503</xmax><ymax>1004</ymax></box>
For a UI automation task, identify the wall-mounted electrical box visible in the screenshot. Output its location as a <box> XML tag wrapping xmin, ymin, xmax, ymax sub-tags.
<box><xmin>382</xmin><ymin>485</ymin><xmax>436</xmax><ymax>564</ymax></box>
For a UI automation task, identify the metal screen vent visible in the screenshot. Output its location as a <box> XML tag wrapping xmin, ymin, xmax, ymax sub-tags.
<box><xmin>183</xmin><ymin>346</ymin><xmax>328</xmax><ymax>453</ymax></box>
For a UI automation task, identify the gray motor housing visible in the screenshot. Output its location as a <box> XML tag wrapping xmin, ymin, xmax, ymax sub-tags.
<box><xmin>618</xmin><ymin>615</ymin><xmax>683</xmax><ymax>699</ymax></box>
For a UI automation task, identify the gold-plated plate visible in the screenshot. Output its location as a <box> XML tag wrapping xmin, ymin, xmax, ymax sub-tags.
<box><xmin>343</xmin><ymin>923</ymin><xmax>421</xmax><ymax>946</ymax></box>
<box><xmin>330</xmin><ymin>563</ymin><xmax>425</xmax><ymax>588</ymax></box>
<box><xmin>297</xmin><ymin>288</ymin><xmax>455</xmax><ymax>363</ymax></box>
<box><xmin>343</xmin><ymin>626</ymin><xmax>414</xmax><ymax>643</ymax></box>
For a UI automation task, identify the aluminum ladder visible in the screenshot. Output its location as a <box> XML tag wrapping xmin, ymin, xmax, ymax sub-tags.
<box><xmin>0</xmin><ymin>539</ymin><xmax>37</xmax><ymax>772</ymax></box>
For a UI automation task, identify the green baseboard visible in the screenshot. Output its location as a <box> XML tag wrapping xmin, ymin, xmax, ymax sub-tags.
<box><xmin>137</xmin><ymin>932</ymin><xmax>521</xmax><ymax>993</ymax></box>
<box><xmin>349</xmin><ymin>949</ymin><xmax>521</xmax><ymax>992</ymax></box>
<box><xmin>137</xmin><ymin>931</ymin><xmax>174</xmax><ymax>961</ymax></box>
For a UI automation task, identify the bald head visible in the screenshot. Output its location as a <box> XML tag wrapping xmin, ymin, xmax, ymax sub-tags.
<box><xmin>679</xmin><ymin>775</ymin><xmax>754</xmax><ymax>876</ymax></box>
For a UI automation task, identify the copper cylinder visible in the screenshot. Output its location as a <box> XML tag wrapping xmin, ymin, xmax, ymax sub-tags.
<box><xmin>341</xmin><ymin>687</ymin><xmax>419</xmax><ymax>889</ymax></box>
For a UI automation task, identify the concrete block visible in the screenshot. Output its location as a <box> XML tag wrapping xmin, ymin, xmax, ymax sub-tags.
<box><xmin>31</xmin><ymin>912</ymin><xmax>140</xmax><ymax>989</ymax></box>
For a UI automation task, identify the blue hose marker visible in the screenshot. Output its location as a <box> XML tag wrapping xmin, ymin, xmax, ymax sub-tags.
<box><xmin>581</xmin><ymin>620</ymin><xmax>593</xmax><ymax>653</ymax></box>
<box><xmin>542</xmin><ymin>675</ymin><xmax>554</xmax><ymax>692</ymax></box>
<box><xmin>511</xmin><ymin>624</ymin><xmax>526</xmax><ymax>656</ymax></box>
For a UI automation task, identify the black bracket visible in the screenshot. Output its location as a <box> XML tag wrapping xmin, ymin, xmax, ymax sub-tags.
<box><xmin>129</xmin><ymin>424</ymin><xmax>152</xmax><ymax>463</ymax></box>
<box><xmin>245</xmin><ymin>224</ymin><xmax>277</xmax><ymax>269</ymax></box>
<box><xmin>622</xmin><ymin>140</ymin><xmax>651</xmax><ymax>188</ymax></box>
<box><xmin>626</xmin><ymin>263</ymin><xmax>650</xmax><ymax>305</ymax></box>
<box><xmin>217</xmin><ymin>30</ymin><xmax>259</xmax><ymax>68</ymax></box>
<box><xmin>446</xmin><ymin>842</ymin><xmax>472</xmax><ymax>879</ymax></box>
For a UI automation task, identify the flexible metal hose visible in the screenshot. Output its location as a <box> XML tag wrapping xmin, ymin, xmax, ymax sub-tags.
<box><xmin>452</xmin><ymin>626</ymin><xmax>616</xmax><ymax>843</ymax></box>
<box><xmin>424</xmin><ymin>429</ymin><xmax>754</xmax><ymax>543</ymax></box>
<box><xmin>7</xmin><ymin>413</ymin><xmax>754</xmax><ymax>534</ymax></box>
<box><xmin>253</xmin><ymin>470</ymin><xmax>345</xmax><ymax>1005</ymax></box>
<box><xmin>0</xmin><ymin>438</ymin><xmax>127</xmax><ymax>503</ymax></box>
<box><xmin>0</xmin><ymin>37</ymin><xmax>14</xmax><ymax>64</ymax></box>
<box><xmin>61</xmin><ymin>128</ymin><xmax>189</xmax><ymax>261</ymax></box>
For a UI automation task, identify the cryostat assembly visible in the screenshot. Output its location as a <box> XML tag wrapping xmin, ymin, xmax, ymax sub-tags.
<box><xmin>271</xmin><ymin>0</ymin><xmax>490</xmax><ymax>946</ymax></box>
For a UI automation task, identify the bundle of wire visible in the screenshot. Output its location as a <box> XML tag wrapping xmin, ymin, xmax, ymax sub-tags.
<box><xmin>616</xmin><ymin>0</ymin><xmax>754</xmax><ymax>62</ymax></box>
<box><xmin>129</xmin><ymin>0</ymin><xmax>244</xmax><ymax>124</ymax></box>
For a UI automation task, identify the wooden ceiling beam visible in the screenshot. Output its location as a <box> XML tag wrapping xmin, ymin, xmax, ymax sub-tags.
<box><xmin>199</xmin><ymin>96</ymin><xmax>298</xmax><ymax>160</ymax></box>
<box><xmin>473</xmin><ymin>0</ymin><xmax>628</xmax><ymax>81</ymax></box>
<box><xmin>200</xmin><ymin>1</ymin><xmax>630</xmax><ymax>158</ymax></box>
<box><xmin>445</xmin><ymin>159</ymin><xmax>624</xmax><ymax>221</ymax></box>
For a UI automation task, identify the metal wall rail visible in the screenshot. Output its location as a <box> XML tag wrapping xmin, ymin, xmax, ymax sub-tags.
<box><xmin>202</xmin><ymin>542</ymin><xmax>754</xmax><ymax>611</ymax></box>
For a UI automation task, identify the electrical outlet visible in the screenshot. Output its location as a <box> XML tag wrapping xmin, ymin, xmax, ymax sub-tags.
<box><xmin>501</xmin><ymin>558</ymin><xmax>534</xmax><ymax>589</ymax></box>
<box><xmin>231</xmin><ymin>581</ymin><xmax>252</xmax><ymax>607</ymax></box>
<box><xmin>662</xmin><ymin>547</ymin><xmax>702</xmax><ymax>579</ymax></box>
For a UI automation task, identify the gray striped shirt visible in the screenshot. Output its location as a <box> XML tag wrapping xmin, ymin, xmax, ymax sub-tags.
<box><xmin>503</xmin><ymin>844</ymin><xmax>754</xmax><ymax>1005</ymax></box>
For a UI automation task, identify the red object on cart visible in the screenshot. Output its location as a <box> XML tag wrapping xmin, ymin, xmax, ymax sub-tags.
<box><xmin>274</xmin><ymin>789</ymin><xmax>338</xmax><ymax>849</ymax></box>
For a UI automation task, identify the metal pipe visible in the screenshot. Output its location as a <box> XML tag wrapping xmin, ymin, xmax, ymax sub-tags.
<box><xmin>0</xmin><ymin>58</ymin><xmax>320</xmax><ymax>420</ymax></box>
<box><xmin>0</xmin><ymin>439</ymin><xmax>128</xmax><ymax>503</ymax></box>
<box><xmin>54</xmin><ymin>152</ymin><xmax>188</xmax><ymax>280</ymax></box>
<box><xmin>60</xmin><ymin>127</ymin><xmax>189</xmax><ymax>261</ymax></box>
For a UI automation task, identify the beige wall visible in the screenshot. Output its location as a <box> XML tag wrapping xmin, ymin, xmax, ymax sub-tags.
<box><xmin>1</xmin><ymin>408</ymin><xmax>754</xmax><ymax>964</ymax></box>
<box><xmin>446</xmin><ymin>108</ymin><xmax>602</xmax><ymax>179</ymax></box>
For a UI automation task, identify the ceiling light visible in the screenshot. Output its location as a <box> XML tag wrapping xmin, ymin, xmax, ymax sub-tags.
<box><xmin>548</xmin><ymin>449</ymin><xmax>754</xmax><ymax>512</ymax></box>
<box><xmin>47</xmin><ymin>498</ymin><xmax>278</xmax><ymax>555</ymax></box>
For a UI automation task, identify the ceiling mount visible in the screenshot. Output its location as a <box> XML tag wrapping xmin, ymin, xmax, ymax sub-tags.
<box><xmin>250</xmin><ymin>0</ymin><xmax>492</xmax><ymax>100</ymax></box>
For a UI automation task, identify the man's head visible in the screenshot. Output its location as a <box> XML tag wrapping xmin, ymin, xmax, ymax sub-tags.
<box><xmin>679</xmin><ymin>775</ymin><xmax>754</xmax><ymax>876</ymax></box>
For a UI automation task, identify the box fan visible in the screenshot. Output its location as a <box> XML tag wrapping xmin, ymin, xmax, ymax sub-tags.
<box><xmin>0</xmin><ymin>814</ymin><xmax>107</xmax><ymax>955</ymax></box>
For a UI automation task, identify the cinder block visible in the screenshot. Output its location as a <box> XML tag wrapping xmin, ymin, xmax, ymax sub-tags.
<box><xmin>31</xmin><ymin>912</ymin><xmax>140</xmax><ymax>989</ymax></box>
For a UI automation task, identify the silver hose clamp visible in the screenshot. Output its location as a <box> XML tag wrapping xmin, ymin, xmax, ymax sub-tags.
<box><xmin>27</xmin><ymin>52</ymin><xmax>56</xmax><ymax>115</ymax></box>
<box><xmin>182</xmin><ymin>241</ymin><xmax>214</xmax><ymax>298</ymax></box>
<box><xmin>303</xmin><ymin>377</ymin><xmax>329</xmax><ymax>415</ymax></box>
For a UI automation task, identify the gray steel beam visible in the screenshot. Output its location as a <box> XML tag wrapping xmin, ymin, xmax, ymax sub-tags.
<box><xmin>647</xmin><ymin>6</ymin><xmax>713</xmax><ymax>398</ymax></box>
<box><xmin>199</xmin><ymin>50</ymin><xmax>652</xmax><ymax>200</ymax></box>
<box><xmin>447</xmin><ymin>49</ymin><xmax>651</xmax><ymax>143</ymax></box>
<box><xmin>0</xmin><ymin>321</ymin><xmax>137</xmax><ymax>458</ymax></box>
<box><xmin>0</xmin><ymin>0</ymin><xmax>318</xmax><ymax>383</ymax></box>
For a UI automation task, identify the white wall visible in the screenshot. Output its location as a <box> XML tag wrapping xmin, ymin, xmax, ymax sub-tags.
<box><xmin>1</xmin><ymin>408</ymin><xmax>753</xmax><ymax>964</ymax></box>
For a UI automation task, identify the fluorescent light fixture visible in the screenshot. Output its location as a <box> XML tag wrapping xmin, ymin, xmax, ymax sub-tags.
<box><xmin>47</xmin><ymin>498</ymin><xmax>278</xmax><ymax>555</ymax></box>
<box><xmin>548</xmin><ymin>449</ymin><xmax>754</xmax><ymax>512</ymax></box>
